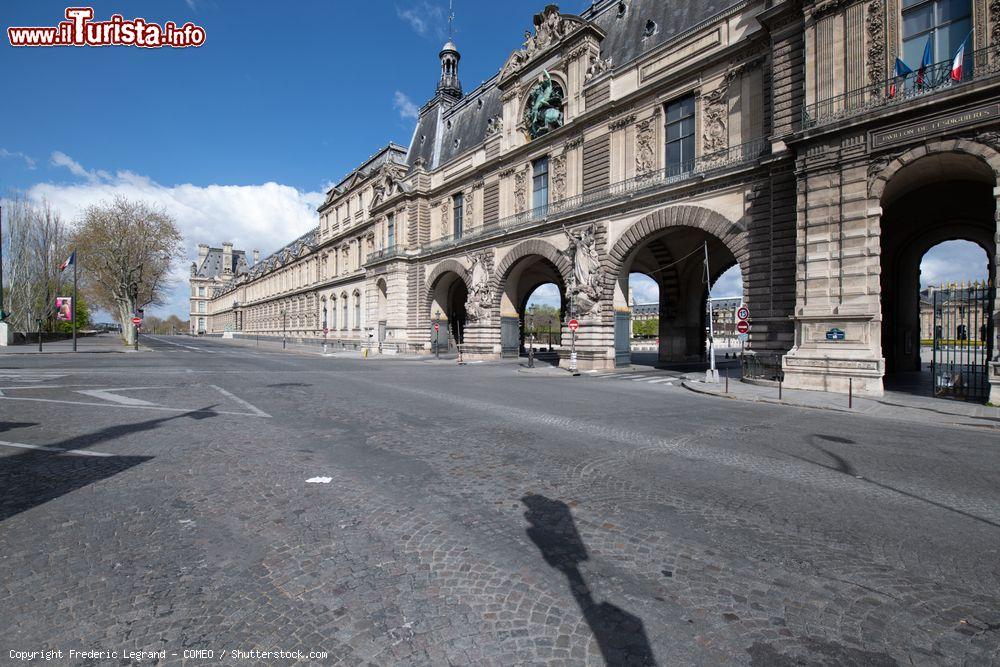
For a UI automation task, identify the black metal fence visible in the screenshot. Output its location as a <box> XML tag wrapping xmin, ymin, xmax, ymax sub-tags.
<box><xmin>932</xmin><ymin>282</ymin><xmax>994</xmax><ymax>402</ymax></box>
<box><xmin>740</xmin><ymin>353</ymin><xmax>784</xmax><ymax>382</ymax></box>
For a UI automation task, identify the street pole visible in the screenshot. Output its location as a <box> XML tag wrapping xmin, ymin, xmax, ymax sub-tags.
<box><xmin>72</xmin><ymin>253</ymin><xmax>77</xmax><ymax>352</ymax></box>
<box><xmin>569</xmin><ymin>293</ymin><xmax>578</xmax><ymax>375</ymax></box>
<box><xmin>282</xmin><ymin>310</ymin><xmax>287</xmax><ymax>349</ymax></box>
<box><xmin>0</xmin><ymin>205</ymin><xmax>5</xmax><ymax>321</ymax></box>
<box><xmin>134</xmin><ymin>322</ymin><xmax>138</xmax><ymax>351</ymax></box>
<box><xmin>528</xmin><ymin>313</ymin><xmax>535</xmax><ymax>369</ymax></box>
<box><xmin>37</xmin><ymin>319</ymin><xmax>42</xmax><ymax>352</ymax></box>
<box><xmin>457</xmin><ymin>319</ymin><xmax>464</xmax><ymax>365</ymax></box>
<box><xmin>323</xmin><ymin>304</ymin><xmax>328</xmax><ymax>354</ymax></box>
<box><xmin>704</xmin><ymin>242</ymin><xmax>719</xmax><ymax>383</ymax></box>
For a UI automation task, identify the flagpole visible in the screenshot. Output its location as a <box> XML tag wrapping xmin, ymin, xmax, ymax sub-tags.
<box><xmin>72</xmin><ymin>252</ymin><xmax>77</xmax><ymax>352</ymax></box>
<box><xmin>0</xmin><ymin>205</ymin><xmax>5</xmax><ymax>321</ymax></box>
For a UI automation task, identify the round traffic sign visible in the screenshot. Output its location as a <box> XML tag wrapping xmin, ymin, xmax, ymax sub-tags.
<box><xmin>131</xmin><ymin>317</ymin><xmax>142</xmax><ymax>326</ymax></box>
<box><xmin>567</xmin><ymin>318</ymin><xmax>580</xmax><ymax>332</ymax></box>
<box><xmin>736</xmin><ymin>320</ymin><xmax>750</xmax><ymax>334</ymax></box>
<box><xmin>323</xmin><ymin>327</ymin><xmax>329</xmax><ymax>335</ymax></box>
<box><xmin>433</xmin><ymin>322</ymin><xmax>440</xmax><ymax>332</ymax></box>
<box><xmin>737</xmin><ymin>306</ymin><xmax>749</xmax><ymax>321</ymax></box>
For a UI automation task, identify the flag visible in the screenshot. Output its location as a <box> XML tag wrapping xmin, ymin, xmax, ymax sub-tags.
<box><xmin>950</xmin><ymin>32</ymin><xmax>971</xmax><ymax>81</ymax></box>
<box><xmin>916</xmin><ymin>37</ymin><xmax>933</xmax><ymax>86</ymax></box>
<box><xmin>889</xmin><ymin>58</ymin><xmax>913</xmax><ymax>97</ymax></box>
<box><xmin>59</xmin><ymin>250</ymin><xmax>75</xmax><ymax>272</ymax></box>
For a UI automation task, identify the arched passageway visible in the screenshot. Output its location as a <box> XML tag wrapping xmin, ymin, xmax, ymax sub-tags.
<box><xmin>879</xmin><ymin>152</ymin><xmax>996</xmax><ymax>400</ymax></box>
<box><xmin>523</xmin><ymin>282</ymin><xmax>564</xmax><ymax>358</ymax></box>
<box><xmin>428</xmin><ymin>270</ymin><xmax>468</xmax><ymax>352</ymax></box>
<box><xmin>612</xmin><ymin>225</ymin><xmax>743</xmax><ymax>367</ymax></box>
<box><xmin>496</xmin><ymin>253</ymin><xmax>567</xmax><ymax>358</ymax></box>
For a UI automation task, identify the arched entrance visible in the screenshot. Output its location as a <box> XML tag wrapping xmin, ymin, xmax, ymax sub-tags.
<box><xmin>493</xmin><ymin>241</ymin><xmax>571</xmax><ymax>359</ymax></box>
<box><xmin>376</xmin><ymin>279</ymin><xmax>388</xmax><ymax>345</ymax></box>
<box><xmin>608</xmin><ymin>207</ymin><xmax>747</xmax><ymax>368</ymax></box>
<box><xmin>428</xmin><ymin>267</ymin><xmax>469</xmax><ymax>352</ymax></box>
<box><xmin>523</xmin><ymin>282</ymin><xmax>564</xmax><ymax>360</ymax></box>
<box><xmin>878</xmin><ymin>150</ymin><xmax>997</xmax><ymax>400</ymax></box>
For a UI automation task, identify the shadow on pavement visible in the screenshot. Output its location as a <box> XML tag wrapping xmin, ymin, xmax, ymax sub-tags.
<box><xmin>0</xmin><ymin>408</ymin><xmax>218</xmax><ymax>522</ymax></box>
<box><xmin>522</xmin><ymin>494</ymin><xmax>657</xmax><ymax>666</ymax></box>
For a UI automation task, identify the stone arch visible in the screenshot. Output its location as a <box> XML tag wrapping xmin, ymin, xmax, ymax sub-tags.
<box><xmin>424</xmin><ymin>258</ymin><xmax>471</xmax><ymax>313</ymax></box>
<box><xmin>870</xmin><ymin>139</ymin><xmax>1000</xmax><ymax>204</ymax></box>
<box><xmin>489</xmin><ymin>238</ymin><xmax>574</xmax><ymax>312</ymax></box>
<box><xmin>603</xmin><ymin>204</ymin><xmax>750</xmax><ymax>304</ymax></box>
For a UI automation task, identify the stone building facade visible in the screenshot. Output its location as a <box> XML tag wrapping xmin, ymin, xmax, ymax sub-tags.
<box><xmin>189</xmin><ymin>242</ymin><xmax>250</xmax><ymax>335</ymax></box>
<box><xmin>196</xmin><ymin>0</ymin><xmax>1000</xmax><ymax>401</ymax></box>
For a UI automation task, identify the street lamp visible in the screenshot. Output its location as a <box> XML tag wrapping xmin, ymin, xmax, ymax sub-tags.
<box><xmin>434</xmin><ymin>308</ymin><xmax>441</xmax><ymax>360</ymax></box>
<box><xmin>130</xmin><ymin>282</ymin><xmax>139</xmax><ymax>351</ymax></box>
<box><xmin>281</xmin><ymin>308</ymin><xmax>287</xmax><ymax>349</ymax></box>
<box><xmin>527</xmin><ymin>305</ymin><xmax>536</xmax><ymax>368</ymax></box>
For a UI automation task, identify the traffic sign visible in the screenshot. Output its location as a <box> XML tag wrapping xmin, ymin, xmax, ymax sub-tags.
<box><xmin>433</xmin><ymin>322</ymin><xmax>440</xmax><ymax>333</ymax></box>
<box><xmin>737</xmin><ymin>305</ymin><xmax>749</xmax><ymax>321</ymax></box>
<box><xmin>131</xmin><ymin>317</ymin><xmax>142</xmax><ymax>326</ymax></box>
<box><xmin>736</xmin><ymin>320</ymin><xmax>750</xmax><ymax>334</ymax></box>
<box><xmin>323</xmin><ymin>327</ymin><xmax>329</xmax><ymax>335</ymax></box>
<box><xmin>567</xmin><ymin>318</ymin><xmax>579</xmax><ymax>332</ymax></box>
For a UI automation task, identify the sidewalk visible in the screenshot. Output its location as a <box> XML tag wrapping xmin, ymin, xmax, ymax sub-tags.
<box><xmin>214</xmin><ymin>334</ymin><xmax>456</xmax><ymax>362</ymax></box>
<box><xmin>0</xmin><ymin>332</ymin><xmax>148</xmax><ymax>354</ymax></box>
<box><xmin>682</xmin><ymin>377</ymin><xmax>1000</xmax><ymax>431</ymax></box>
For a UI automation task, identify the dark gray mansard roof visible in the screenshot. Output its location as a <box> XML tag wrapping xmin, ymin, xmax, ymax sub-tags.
<box><xmin>245</xmin><ymin>229</ymin><xmax>318</xmax><ymax>281</ymax></box>
<box><xmin>323</xmin><ymin>143</ymin><xmax>408</xmax><ymax>206</ymax></box>
<box><xmin>195</xmin><ymin>247</ymin><xmax>248</xmax><ymax>279</ymax></box>
<box><xmin>406</xmin><ymin>0</ymin><xmax>746</xmax><ymax>172</ymax></box>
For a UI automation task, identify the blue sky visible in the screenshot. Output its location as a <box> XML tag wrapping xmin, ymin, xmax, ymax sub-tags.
<box><xmin>1</xmin><ymin>1</ymin><xmax>989</xmax><ymax>317</ymax></box>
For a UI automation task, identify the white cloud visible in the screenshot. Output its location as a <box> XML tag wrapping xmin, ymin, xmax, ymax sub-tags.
<box><xmin>396</xmin><ymin>2</ymin><xmax>446</xmax><ymax>39</ymax></box>
<box><xmin>185</xmin><ymin>0</ymin><xmax>198</xmax><ymax>10</ymax></box>
<box><xmin>26</xmin><ymin>153</ymin><xmax>323</xmax><ymax>319</ymax></box>
<box><xmin>393</xmin><ymin>91</ymin><xmax>420</xmax><ymax>121</ymax></box>
<box><xmin>628</xmin><ymin>273</ymin><xmax>659</xmax><ymax>304</ymax></box>
<box><xmin>920</xmin><ymin>240</ymin><xmax>989</xmax><ymax>288</ymax></box>
<box><xmin>526</xmin><ymin>283</ymin><xmax>561</xmax><ymax>308</ymax></box>
<box><xmin>710</xmin><ymin>265</ymin><xmax>743</xmax><ymax>298</ymax></box>
<box><xmin>0</xmin><ymin>148</ymin><xmax>37</xmax><ymax>170</ymax></box>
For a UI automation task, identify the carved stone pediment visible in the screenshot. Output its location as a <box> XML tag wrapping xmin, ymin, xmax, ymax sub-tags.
<box><xmin>500</xmin><ymin>5</ymin><xmax>589</xmax><ymax>81</ymax></box>
<box><xmin>370</xmin><ymin>162</ymin><xmax>407</xmax><ymax>208</ymax></box>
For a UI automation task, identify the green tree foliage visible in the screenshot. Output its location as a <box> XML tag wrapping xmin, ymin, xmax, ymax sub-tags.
<box><xmin>632</xmin><ymin>318</ymin><xmax>659</xmax><ymax>338</ymax></box>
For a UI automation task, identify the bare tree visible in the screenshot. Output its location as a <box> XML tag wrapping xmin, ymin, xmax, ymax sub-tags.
<box><xmin>71</xmin><ymin>197</ymin><xmax>184</xmax><ymax>344</ymax></box>
<box><xmin>1</xmin><ymin>194</ymin><xmax>68</xmax><ymax>333</ymax></box>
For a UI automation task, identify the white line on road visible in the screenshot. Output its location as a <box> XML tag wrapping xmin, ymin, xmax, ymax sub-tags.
<box><xmin>76</xmin><ymin>387</ymin><xmax>169</xmax><ymax>406</ymax></box>
<box><xmin>0</xmin><ymin>440</ymin><xmax>114</xmax><ymax>457</ymax></box>
<box><xmin>145</xmin><ymin>335</ymin><xmax>216</xmax><ymax>352</ymax></box>
<box><xmin>208</xmin><ymin>384</ymin><xmax>272</xmax><ymax>418</ymax></box>
<box><xmin>0</xmin><ymin>395</ymin><xmax>269</xmax><ymax>418</ymax></box>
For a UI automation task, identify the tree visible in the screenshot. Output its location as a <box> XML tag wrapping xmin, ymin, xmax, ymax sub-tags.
<box><xmin>1</xmin><ymin>194</ymin><xmax>69</xmax><ymax>333</ymax></box>
<box><xmin>70</xmin><ymin>197</ymin><xmax>185</xmax><ymax>345</ymax></box>
<box><xmin>54</xmin><ymin>293</ymin><xmax>90</xmax><ymax>334</ymax></box>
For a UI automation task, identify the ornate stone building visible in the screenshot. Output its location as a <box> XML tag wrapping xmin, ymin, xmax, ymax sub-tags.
<box><xmin>189</xmin><ymin>242</ymin><xmax>250</xmax><ymax>335</ymax></box>
<box><xmin>196</xmin><ymin>0</ymin><xmax>1000</xmax><ymax>401</ymax></box>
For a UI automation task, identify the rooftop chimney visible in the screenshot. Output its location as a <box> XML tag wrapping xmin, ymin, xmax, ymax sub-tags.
<box><xmin>222</xmin><ymin>242</ymin><xmax>233</xmax><ymax>275</ymax></box>
<box><xmin>253</xmin><ymin>249</ymin><xmax>260</xmax><ymax>266</ymax></box>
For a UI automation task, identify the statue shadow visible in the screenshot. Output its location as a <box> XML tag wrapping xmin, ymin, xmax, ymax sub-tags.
<box><xmin>522</xmin><ymin>494</ymin><xmax>657</xmax><ymax>665</ymax></box>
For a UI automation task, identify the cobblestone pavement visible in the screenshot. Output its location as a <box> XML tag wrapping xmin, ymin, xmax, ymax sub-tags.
<box><xmin>1</xmin><ymin>335</ymin><xmax>998</xmax><ymax>666</ymax></box>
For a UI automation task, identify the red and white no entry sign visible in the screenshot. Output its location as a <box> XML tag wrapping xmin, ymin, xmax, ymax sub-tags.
<box><xmin>433</xmin><ymin>322</ymin><xmax>440</xmax><ymax>332</ymax></box>
<box><xmin>736</xmin><ymin>320</ymin><xmax>750</xmax><ymax>334</ymax></box>
<box><xmin>737</xmin><ymin>305</ymin><xmax>750</xmax><ymax>321</ymax></box>
<box><xmin>567</xmin><ymin>318</ymin><xmax>580</xmax><ymax>332</ymax></box>
<box><xmin>131</xmin><ymin>317</ymin><xmax>142</xmax><ymax>326</ymax></box>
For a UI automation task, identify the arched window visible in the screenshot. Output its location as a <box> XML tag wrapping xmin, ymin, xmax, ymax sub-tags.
<box><xmin>330</xmin><ymin>296</ymin><xmax>337</xmax><ymax>330</ymax></box>
<box><xmin>341</xmin><ymin>293</ymin><xmax>349</xmax><ymax>330</ymax></box>
<box><xmin>354</xmin><ymin>291</ymin><xmax>362</xmax><ymax>330</ymax></box>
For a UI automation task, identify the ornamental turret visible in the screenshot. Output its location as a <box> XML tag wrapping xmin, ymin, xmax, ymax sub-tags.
<box><xmin>437</xmin><ymin>40</ymin><xmax>462</xmax><ymax>99</ymax></box>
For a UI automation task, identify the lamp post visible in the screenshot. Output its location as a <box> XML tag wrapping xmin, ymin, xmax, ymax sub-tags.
<box><xmin>130</xmin><ymin>282</ymin><xmax>139</xmax><ymax>351</ymax></box>
<box><xmin>434</xmin><ymin>308</ymin><xmax>441</xmax><ymax>360</ymax></box>
<box><xmin>527</xmin><ymin>305</ymin><xmax>536</xmax><ymax>368</ymax></box>
<box><xmin>36</xmin><ymin>318</ymin><xmax>42</xmax><ymax>351</ymax></box>
<box><xmin>281</xmin><ymin>309</ymin><xmax>287</xmax><ymax>349</ymax></box>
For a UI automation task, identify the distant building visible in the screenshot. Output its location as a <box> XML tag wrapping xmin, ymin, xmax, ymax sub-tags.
<box><xmin>189</xmin><ymin>242</ymin><xmax>251</xmax><ymax>335</ymax></box>
<box><xmin>631</xmin><ymin>296</ymin><xmax>742</xmax><ymax>338</ymax></box>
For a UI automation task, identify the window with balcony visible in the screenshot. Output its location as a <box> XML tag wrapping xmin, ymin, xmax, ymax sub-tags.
<box><xmin>666</xmin><ymin>95</ymin><xmax>695</xmax><ymax>174</ymax></box>
<box><xmin>453</xmin><ymin>193</ymin><xmax>464</xmax><ymax>240</ymax></box>
<box><xmin>902</xmin><ymin>0</ymin><xmax>971</xmax><ymax>69</ymax></box>
<box><xmin>532</xmin><ymin>158</ymin><xmax>549</xmax><ymax>211</ymax></box>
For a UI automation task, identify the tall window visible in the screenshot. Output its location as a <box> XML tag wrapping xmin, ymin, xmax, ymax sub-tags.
<box><xmin>387</xmin><ymin>213</ymin><xmax>395</xmax><ymax>249</ymax></box>
<box><xmin>198</xmin><ymin>286</ymin><xmax>205</xmax><ymax>296</ymax></box>
<box><xmin>902</xmin><ymin>0</ymin><xmax>971</xmax><ymax>68</ymax></box>
<box><xmin>342</xmin><ymin>294</ymin><xmax>349</xmax><ymax>330</ymax></box>
<box><xmin>532</xmin><ymin>157</ymin><xmax>549</xmax><ymax>211</ymax></box>
<box><xmin>354</xmin><ymin>292</ymin><xmax>362</xmax><ymax>330</ymax></box>
<box><xmin>666</xmin><ymin>95</ymin><xmax>695</xmax><ymax>172</ymax></box>
<box><xmin>330</xmin><ymin>297</ymin><xmax>337</xmax><ymax>329</ymax></box>
<box><xmin>453</xmin><ymin>194</ymin><xmax>464</xmax><ymax>240</ymax></box>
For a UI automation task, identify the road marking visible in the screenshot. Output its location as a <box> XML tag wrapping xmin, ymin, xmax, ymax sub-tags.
<box><xmin>306</xmin><ymin>477</ymin><xmax>332</xmax><ymax>484</ymax></box>
<box><xmin>208</xmin><ymin>384</ymin><xmax>272</xmax><ymax>418</ymax></box>
<box><xmin>648</xmin><ymin>378</ymin><xmax>673</xmax><ymax>384</ymax></box>
<box><xmin>0</xmin><ymin>440</ymin><xmax>113</xmax><ymax>457</ymax></box>
<box><xmin>0</xmin><ymin>395</ymin><xmax>269</xmax><ymax>417</ymax></box>
<box><xmin>145</xmin><ymin>335</ymin><xmax>216</xmax><ymax>353</ymax></box>
<box><xmin>76</xmin><ymin>387</ymin><xmax>169</xmax><ymax>406</ymax></box>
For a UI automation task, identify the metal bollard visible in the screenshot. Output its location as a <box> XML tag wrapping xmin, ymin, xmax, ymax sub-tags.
<box><xmin>778</xmin><ymin>379</ymin><xmax>782</xmax><ymax>401</ymax></box>
<box><xmin>849</xmin><ymin>378</ymin><xmax>853</xmax><ymax>409</ymax></box>
<box><xmin>725</xmin><ymin>369</ymin><xmax>729</xmax><ymax>393</ymax></box>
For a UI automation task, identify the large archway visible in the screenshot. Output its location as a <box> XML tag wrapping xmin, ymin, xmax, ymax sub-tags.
<box><xmin>877</xmin><ymin>150</ymin><xmax>997</xmax><ymax>399</ymax></box>
<box><xmin>493</xmin><ymin>241</ymin><xmax>571</xmax><ymax>358</ymax></box>
<box><xmin>606</xmin><ymin>206</ymin><xmax>748</xmax><ymax>368</ymax></box>
<box><xmin>427</xmin><ymin>267</ymin><xmax>469</xmax><ymax>352</ymax></box>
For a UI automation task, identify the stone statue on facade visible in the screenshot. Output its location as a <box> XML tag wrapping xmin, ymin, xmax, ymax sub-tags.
<box><xmin>560</xmin><ymin>224</ymin><xmax>602</xmax><ymax>315</ymax></box>
<box><xmin>585</xmin><ymin>53</ymin><xmax>612</xmax><ymax>82</ymax></box>
<box><xmin>465</xmin><ymin>251</ymin><xmax>492</xmax><ymax>322</ymax></box>
<box><xmin>524</xmin><ymin>70</ymin><xmax>564</xmax><ymax>139</ymax></box>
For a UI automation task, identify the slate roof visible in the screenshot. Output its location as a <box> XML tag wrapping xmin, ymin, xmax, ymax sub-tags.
<box><xmin>322</xmin><ymin>144</ymin><xmax>409</xmax><ymax>208</ymax></box>
<box><xmin>245</xmin><ymin>229</ymin><xmax>317</xmax><ymax>281</ymax></box>
<box><xmin>194</xmin><ymin>247</ymin><xmax>248</xmax><ymax>279</ymax></box>
<box><xmin>406</xmin><ymin>0</ymin><xmax>747</xmax><ymax>172</ymax></box>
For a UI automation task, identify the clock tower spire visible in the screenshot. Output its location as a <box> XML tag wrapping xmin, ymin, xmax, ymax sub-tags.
<box><xmin>437</xmin><ymin>0</ymin><xmax>462</xmax><ymax>99</ymax></box>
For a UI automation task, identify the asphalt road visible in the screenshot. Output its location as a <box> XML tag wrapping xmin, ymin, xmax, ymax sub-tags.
<box><xmin>1</xmin><ymin>335</ymin><xmax>998</xmax><ymax>666</ymax></box>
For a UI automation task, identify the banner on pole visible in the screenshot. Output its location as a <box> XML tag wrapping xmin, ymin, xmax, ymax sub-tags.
<box><xmin>56</xmin><ymin>297</ymin><xmax>73</xmax><ymax>322</ymax></box>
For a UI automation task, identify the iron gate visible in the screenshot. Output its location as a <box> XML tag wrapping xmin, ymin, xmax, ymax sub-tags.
<box><xmin>614</xmin><ymin>311</ymin><xmax>631</xmax><ymax>367</ymax></box>
<box><xmin>932</xmin><ymin>283</ymin><xmax>994</xmax><ymax>402</ymax></box>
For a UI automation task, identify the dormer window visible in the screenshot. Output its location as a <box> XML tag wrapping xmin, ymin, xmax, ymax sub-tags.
<box><xmin>644</xmin><ymin>20</ymin><xmax>657</xmax><ymax>37</ymax></box>
<box><xmin>617</xmin><ymin>1</ymin><xmax>627</xmax><ymax>18</ymax></box>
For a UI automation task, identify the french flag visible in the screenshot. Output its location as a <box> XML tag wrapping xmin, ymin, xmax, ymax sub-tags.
<box><xmin>950</xmin><ymin>32</ymin><xmax>971</xmax><ymax>81</ymax></box>
<box><xmin>889</xmin><ymin>58</ymin><xmax>913</xmax><ymax>97</ymax></box>
<box><xmin>916</xmin><ymin>37</ymin><xmax>933</xmax><ymax>87</ymax></box>
<box><xmin>59</xmin><ymin>250</ymin><xmax>75</xmax><ymax>272</ymax></box>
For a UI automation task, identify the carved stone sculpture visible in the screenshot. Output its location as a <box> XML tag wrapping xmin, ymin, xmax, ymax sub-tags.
<box><xmin>551</xmin><ymin>154</ymin><xmax>567</xmax><ymax>201</ymax></box>
<box><xmin>465</xmin><ymin>251</ymin><xmax>493</xmax><ymax>323</ymax></box>
<box><xmin>524</xmin><ymin>70</ymin><xmax>564</xmax><ymax>139</ymax></box>
<box><xmin>702</xmin><ymin>83</ymin><xmax>729</xmax><ymax>153</ymax></box>
<box><xmin>560</xmin><ymin>224</ymin><xmax>602</xmax><ymax>315</ymax></box>
<box><xmin>585</xmin><ymin>53</ymin><xmax>612</xmax><ymax>82</ymax></box>
<box><xmin>440</xmin><ymin>199</ymin><xmax>451</xmax><ymax>237</ymax></box>
<box><xmin>514</xmin><ymin>169</ymin><xmax>527</xmax><ymax>214</ymax></box>
<box><xmin>486</xmin><ymin>114</ymin><xmax>504</xmax><ymax>135</ymax></box>
<box><xmin>635</xmin><ymin>117</ymin><xmax>656</xmax><ymax>176</ymax></box>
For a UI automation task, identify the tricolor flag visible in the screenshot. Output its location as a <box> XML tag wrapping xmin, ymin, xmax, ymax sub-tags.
<box><xmin>950</xmin><ymin>32</ymin><xmax>972</xmax><ymax>81</ymax></box>
<box><xmin>889</xmin><ymin>58</ymin><xmax>913</xmax><ymax>97</ymax></box>
<box><xmin>59</xmin><ymin>250</ymin><xmax>75</xmax><ymax>272</ymax></box>
<box><xmin>916</xmin><ymin>37</ymin><xmax>933</xmax><ymax>87</ymax></box>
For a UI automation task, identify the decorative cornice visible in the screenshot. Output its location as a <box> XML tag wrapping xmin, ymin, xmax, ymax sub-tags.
<box><xmin>609</xmin><ymin>114</ymin><xmax>636</xmax><ymax>131</ymax></box>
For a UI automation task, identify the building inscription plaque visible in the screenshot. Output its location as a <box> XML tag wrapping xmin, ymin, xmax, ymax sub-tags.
<box><xmin>869</xmin><ymin>103</ymin><xmax>1000</xmax><ymax>150</ymax></box>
